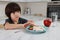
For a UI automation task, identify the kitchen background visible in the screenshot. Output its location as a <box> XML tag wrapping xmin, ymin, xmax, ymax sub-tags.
<box><xmin>0</xmin><ymin>1</ymin><xmax>60</xmax><ymax>40</ymax></box>
<box><xmin>0</xmin><ymin>0</ymin><xmax>60</xmax><ymax>22</ymax></box>
<box><xmin>0</xmin><ymin>1</ymin><xmax>48</xmax><ymax>20</ymax></box>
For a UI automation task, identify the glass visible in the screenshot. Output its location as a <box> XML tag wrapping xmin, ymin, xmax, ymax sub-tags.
<box><xmin>51</xmin><ymin>12</ymin><xmax>58</xmax><ymax>27</ymax></box>
<box><xmin>51</xmin><ymin>12</ymin><xmax>58</xmax><ymax>22</ymax></box>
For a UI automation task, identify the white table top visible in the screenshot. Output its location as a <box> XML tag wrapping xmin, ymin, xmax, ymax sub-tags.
<box><xmin>0</xmin><ymin>21</ymin><xmax>60</xmax><ymax>40</ymax></box>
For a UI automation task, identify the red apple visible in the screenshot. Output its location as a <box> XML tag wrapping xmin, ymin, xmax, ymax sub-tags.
<box><xmin>44</xmin><ymin>18</ymin><xmax>52</xmax><ymax>27</ymax></box>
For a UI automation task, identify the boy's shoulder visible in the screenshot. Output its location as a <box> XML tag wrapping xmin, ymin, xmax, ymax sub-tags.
<box><xmin>6</xmin><ymin>18</ymin><xmax>11</xmax><ymax>21</ymax></box>
<box><xmin>6</xmin><ymin>18</ymin><xmax>12</xmax><ymax>21</ymax></box>
<box><xmin>5</xmin><ymin>18</ymin><xmax>14</xmax><ymax>23</ymax></box>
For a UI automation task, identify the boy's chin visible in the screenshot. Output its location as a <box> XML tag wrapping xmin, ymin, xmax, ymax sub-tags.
<box><xmin>15</xmin><ymin>18</ymin><xmax>19</xmax><ymax>20</ymax></box>
<box><xmin>16</xmin><ymin>17</ymin><xmax>19</xmax><ymax>19</ymax></box>
<box><xmin>14</xmin><ymin>19</ymin><xmax>18</xmax><ymax>22</ymax></box>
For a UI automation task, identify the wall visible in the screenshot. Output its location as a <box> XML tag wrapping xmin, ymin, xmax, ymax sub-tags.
<box><xmin>26</xmin><ymin>2</ymin><xmax>48</xmax><ymax>16</ymax></box>
<box><xmin>0</xmin><ymin>1</ymin><xmax>48</xmax><ymax>19</ymax></box>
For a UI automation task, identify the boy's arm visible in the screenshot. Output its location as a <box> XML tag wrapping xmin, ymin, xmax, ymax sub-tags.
<box><xmin>4</xmin><ymin>22</ymin><xmax>25</xmax><ymax>30</ymax></box>
<box><xmin>4</xmin><ymin>20</ymin><xmax>35</xmax><ymax>30</ymax></box>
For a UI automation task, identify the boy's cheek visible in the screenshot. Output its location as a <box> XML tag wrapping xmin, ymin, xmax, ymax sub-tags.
<box><xmin>11</xmin><ymin>15</ymin><xmax>15</xmax><ymax>19</ymax></box>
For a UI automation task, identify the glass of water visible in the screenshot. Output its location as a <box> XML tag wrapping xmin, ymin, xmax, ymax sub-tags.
<box><xmin>51</xmin><ymin>12</ymin><xmax>58</xmax><ymax>27</ymax></box>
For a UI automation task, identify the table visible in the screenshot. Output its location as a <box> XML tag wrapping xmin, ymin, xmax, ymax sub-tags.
<box><xmin>0</xmin><ymin>21</ymin><xmax>60</xmax><ymax>40</ymax></box>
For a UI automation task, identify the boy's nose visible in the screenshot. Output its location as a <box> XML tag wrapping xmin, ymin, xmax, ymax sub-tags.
<box><xmin>15</xmin><ymin>14</ymin><xmax>20</xmax><ymax>17</ymax></box>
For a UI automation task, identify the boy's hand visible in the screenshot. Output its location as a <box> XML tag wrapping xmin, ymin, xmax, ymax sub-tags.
<box><xmin>24</xmin><ymin>20</ymin><xmax>36</xmax><ymax>28</ymax></box>
<box><xmin>27</xmin><ymin>20</ymin><xmax>36</xmax><ymax>26</ymax></box>
<box><xmin>24</xmin><ymin>22</ymin><xmax>30</xmax><ymax>28</ymax></box>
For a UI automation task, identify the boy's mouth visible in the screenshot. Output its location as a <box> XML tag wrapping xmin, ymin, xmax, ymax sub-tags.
<box><xmin>16</xmin><ymin>16</ymin><xmax>19</xmax><ymax>18</ymax></box>
<box><xmin>15</xmin><ymin>17</ymin><xmax>20</xmax><ymax>19</ymax></box>
<box><xmin>16</xmin><ymin>17</ymin><xmax>18</xmax><ymax>18</ymax></box>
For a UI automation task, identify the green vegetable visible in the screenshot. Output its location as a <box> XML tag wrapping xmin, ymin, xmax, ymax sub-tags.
<box><xmin>30</xmin><ymin>25</ymin><xmax>33</xmax><ymax>28</ymax></box>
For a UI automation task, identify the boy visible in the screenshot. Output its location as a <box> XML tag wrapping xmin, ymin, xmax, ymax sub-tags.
<box><xmin>4</xmin><ymin>2</ymin><xmax>35</xmax><ymax>30</ymax></box>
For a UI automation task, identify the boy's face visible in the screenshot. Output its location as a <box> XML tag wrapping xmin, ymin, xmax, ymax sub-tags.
<box><xmin>11</xmin><ymin>11</ymin><xmax>20</xmax><ymax>22</ymax></box>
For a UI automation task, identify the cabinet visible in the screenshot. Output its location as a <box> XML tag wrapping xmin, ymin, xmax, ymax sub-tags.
<box><xmin>0</xmin><ymin>0</ymin><xmax>51</xmax><ymax>2</ymax></box>
<box><xmin>27</xmin><ymin>0</ymin><xmax>51</xmax><ymax>2</ymax></box>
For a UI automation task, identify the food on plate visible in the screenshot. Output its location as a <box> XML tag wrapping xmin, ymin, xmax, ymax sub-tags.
<box><xmin>33</xmin><ymin>26</ymin><xmax>44</xmax><ymax>31</ymax></box>
<box><xmin>28</xmin><ymin>25</ymin><xmax>33</xmax><ymax>30</ymax></box>
<box><xmin>28</xmin><ymin>25</ymin><xmax>44</xmax><ymax>31</ymax></box>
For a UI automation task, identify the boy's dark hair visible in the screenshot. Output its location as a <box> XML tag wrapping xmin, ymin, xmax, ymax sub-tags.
<box><xmin>5</xmin><ymin>2</ymin><xmax>21</xmax><ymax>18</ymax></box>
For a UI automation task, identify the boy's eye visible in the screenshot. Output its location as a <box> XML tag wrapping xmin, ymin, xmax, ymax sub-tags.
<box><xmin>13</xmin><ymin>13</ymin><xmax>15</xmax><ymax>15</ymax></box>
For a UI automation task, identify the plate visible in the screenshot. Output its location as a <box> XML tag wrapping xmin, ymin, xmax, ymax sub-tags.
<box><xmin>25</xmin><ymin>25</ymin><xmax>48</xmax><ymax>34</ymax></box>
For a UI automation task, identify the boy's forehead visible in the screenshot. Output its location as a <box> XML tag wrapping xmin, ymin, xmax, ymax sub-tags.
<box><xmin>15</xmin><ymin>10</ymin><xmax>20</xmax><ymax>12</ymax></box>
<box><xmin>11</xmin><ymin>11</ymin><xmax>21</xmax><ymax>14</ymax></box>
<box><xmin>12</xmin><ymin>11</ymin><xmax>21</xmax><ymax>13</ymax></box>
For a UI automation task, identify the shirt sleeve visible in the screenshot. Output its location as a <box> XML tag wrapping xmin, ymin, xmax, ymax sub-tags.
<box><xmin>19</xmin><ymin>18</ymin><xmax>28</xmax><ymax>24</ymax></box>
<box><xmin>5</xmin><ymin>19</ymin><xmax>14</xmax><ymax>24</ymax></box>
